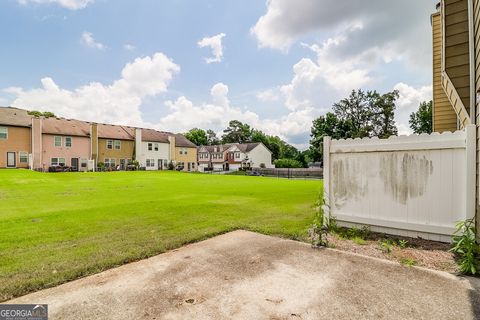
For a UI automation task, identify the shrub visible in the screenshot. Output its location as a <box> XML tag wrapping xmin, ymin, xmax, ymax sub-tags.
<box><xmin>259</xmin><ymin>163</ymin><xmax>266</xmax><ymax>168</ymax></box>
<box><xmin>168</xmin><ymin>161</ymin><xmax>175</xmax><ymax>170</ymax></box>
<box><xmin>450</xmin><ymin>219</ymin><xmax>480</xmax><ymax>275</ymax></box>
<box><xmin>274</xmin><ymin>158</ymin><xmax>303</xmax><ymax>168</ymax></box>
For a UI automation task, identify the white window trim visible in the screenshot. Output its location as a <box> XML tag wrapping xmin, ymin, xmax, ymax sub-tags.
<box><xmin>114</xmin><ymin>140</ymin><xmax>121</xmax><ymax>150</ymax></box>
<box><xmin>65</xmin><ymin>136</ymin><xmax>72</xmax><ymax>148</ymax></box>
<box><xmin>0</xmin><ymin>127</ymin><xmax>8</xmax><ymax>139</ymax></box>
<box><xmin>54</xmin><ymin>136</ymin><xmax>62</xmax><ymax>147</ymax></box>
<box><xmin>19</xmin><ymin>151</ymin><xmax>28</xmax><ymax>163</ymax></box>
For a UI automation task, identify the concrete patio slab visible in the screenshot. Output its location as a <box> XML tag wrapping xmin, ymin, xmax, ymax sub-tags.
<box><xmin>6</xmin><ymin>230</ymin><xmax>480</xmax><ymax>319</ymax></box>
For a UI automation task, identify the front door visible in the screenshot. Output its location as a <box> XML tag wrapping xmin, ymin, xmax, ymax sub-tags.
<box><xmin>71</xmin><ymin>158</ymin><xmax>79</xmax><ymax>171</ymax></box>
<box><xmin>187</xmin><ymin>162</ymin><xmax>191</xmax><ymax>171</ymax></box>
<box><xmin>6</xmin><ymin>152</ymin><xmax>16</xmax><ymax>168</ymax></box>
<box><xmin>158</xmin><ymin>159</ymin><xmax>163</xmax><ymax>170</ymax></box>
<box><xmin>120</xmin><ymin>159</ymin><xmax>126</xmax><ymax>170</ymax></box>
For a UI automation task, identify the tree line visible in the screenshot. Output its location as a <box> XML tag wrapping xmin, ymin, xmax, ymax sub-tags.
<box><xmin>185</xmin><ymin>89</ymin><xmax>433</xmax><ymax>168</ymax></box>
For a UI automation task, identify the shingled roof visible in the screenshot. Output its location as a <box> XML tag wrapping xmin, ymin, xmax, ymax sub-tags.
<box><xmin>42</xmin><ymin>117</ymin><xmax>90</xmax><ymax>137</ymax></box>
<box><xmin>97</xmin><ymin>124</ymin><xmax>135</xmax><ymax>140</ymax></box>
<box><xmin>0</xmin><ymin>107</ymin><xmax>32</xmax><ymax>127</ymax></box>
<box><xmin>142</xmin><ymin>129</ymin><xmax>169</xmax><ymax>143</ymax></box>
<box><xmin>174</xmin><ymin>134</ymin><xmax>197</xmax><ymax>148</ymax></box>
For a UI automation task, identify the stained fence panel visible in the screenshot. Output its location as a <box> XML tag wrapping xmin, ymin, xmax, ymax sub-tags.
<box><xmin>323</xmin><ymin>126</ymin><xmax>476</xmax><ymax>242</ymax></box>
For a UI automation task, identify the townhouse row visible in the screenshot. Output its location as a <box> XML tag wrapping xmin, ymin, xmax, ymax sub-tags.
<box><xmin>0</xmin><ymin>107</ymin><xmax>198</xmax><ymax>171</ymax></box>
<box><xmin>197</xmin><ymin>143</ymin><xmax>273</xmax><ymax>171</ymax></box>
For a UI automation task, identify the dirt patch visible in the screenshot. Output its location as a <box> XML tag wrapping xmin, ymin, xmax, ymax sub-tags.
<box><xmin>326</xmin><ymin>233</ymin><xmax>458</xmax><ymax>273</ymax></box>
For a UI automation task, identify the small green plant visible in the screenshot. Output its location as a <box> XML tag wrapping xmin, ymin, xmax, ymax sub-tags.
<box><xmin>398</xmin><ymin>239</ymin><xmax>409</xmax><ymax>249</ymax></box>
<box><xmin>379</xmin><ymin>239</ymin><xmax>394</xmax><ymax>253</ymax></box>
<box><xmin>400</xmin><ymin>258</ymin><xmax>416</xmax><ymax>266</ymax></box>
<box><xmin>450</xmin><ymin>219</ymin><xmax>480</xmax><ymax>275</ymax></box>
<box><xmin>352</xmin><ymin>237</ymin><xmax>366</xmax><ymax>245</ymax></box>
<box><xmin>309</xmin><ymin>194</ymin><xmax>329</xmax><ymax>247</ymax></box>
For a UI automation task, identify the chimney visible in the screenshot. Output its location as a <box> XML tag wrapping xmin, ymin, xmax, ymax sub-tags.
<box><xmin>135</xmin><ymin>128</ymin><xmax>142</xmax><ymax>163</ymax></box>
<box><xmin>168</xmin><ymin>135</ymin><xmax>176</xmax><ymax>163</ymax></box>
<box><xmin>90</xmin><ymin>123</ymin><xmax>98</xmax><ymax>164</ymax></box>
<box><xmin>31</xmin><ymin>117</ymin><xmax>43</xmax><ymax>170</ymax></box>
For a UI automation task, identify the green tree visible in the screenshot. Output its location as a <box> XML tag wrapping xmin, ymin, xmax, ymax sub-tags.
<box><xmin>206</xmin><ymin>129</ymin><xmax>220</xmax><ymax>145</ymax></box>
<box><xmin>27</xmin><ymin>110</ymin><xmax>56</xmax><ymax>118</ymax></box>
<box><xmin>221</xmin><ymin>120</ymin><xmax>252</xmax><ymax>144</ymax></box>
<box><xmin>274</xmin><ymin>158</ymin><xmax>303</xmax><ymax>168</ymax></box>
<box><xmin>369</xmin><ymin>90</ymin><xmax>399</xmax><ymax>138</ymax></box>
<box><xmin>409</xmin><ymin>101</ymin><xmax>432</xmax><ymax>134</ymax></box>
<box><xmin>309</xmin><ymin>112</ymin><xmax>352</xmax><ymax>162</ymax></box>
<box><xmin>185</xmin><ymin>128</ymin><xmax>208</xmax><ymax>146</ymax></box>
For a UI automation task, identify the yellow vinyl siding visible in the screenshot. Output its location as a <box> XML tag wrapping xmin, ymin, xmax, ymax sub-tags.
<box><xmin>432</xmin><ymin>12</ymin><xmax>458</xmax><ymax>132</ymax></box>
<box><xmin>444</xmin><ymin>0</ymin><xmax>471</xmax><ymax>110</ymax></box>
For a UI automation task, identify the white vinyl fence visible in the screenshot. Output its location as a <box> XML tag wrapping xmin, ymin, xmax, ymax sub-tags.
<box><xmin>323</xmin><ymin>125</ymin><xmax>476</xmax><ymax>242</ymax></box>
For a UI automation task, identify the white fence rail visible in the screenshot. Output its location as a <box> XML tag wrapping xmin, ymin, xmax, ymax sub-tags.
<box><xmin>323</xmin><ymin>125</ymin><xmax>476</xmax><ymax>242</ymax></box>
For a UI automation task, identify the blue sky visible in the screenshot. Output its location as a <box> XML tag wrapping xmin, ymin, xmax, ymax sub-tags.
<box><xmin>0</xmin><ymin>0</ymin><xmax>437</xmax><ymax>148</ymax></box>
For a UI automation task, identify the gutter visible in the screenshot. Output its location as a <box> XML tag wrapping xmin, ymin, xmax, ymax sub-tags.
<box><xmin>468</xmin><ymin>0</ymin><xmax>476</xmax><ymax>124</ymax></box>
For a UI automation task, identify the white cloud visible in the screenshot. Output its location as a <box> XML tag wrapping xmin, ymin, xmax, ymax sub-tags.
<box><xmin>81</xmin><ymin>32</ymin><xmax>105</xmax><ymax>50</ymax></box>
<box><xmin>197</xmin><ymin>33</ymin><xmax>226</xmax><ymax>64</ymax></box>
<box><xmin>17</xmin><ymin>0</ymin><xmax>93</xmax><ymax>10</ymax></box>
<box><xmin>394</xmin><ymin>82</ymin><xmax>432</xmax><ymax>135</ymax></box>
<box><xmin>251</xmin><ymin>0</ymin><xmax>433</xmax><ymax>69</ymax></box>
<box><xmin>6</xmin><ymin>53</ymin><xmax>180</xmax><ymax>127</ymax></box>
<box><xmin>124</xmin><ymin>44</ymin><xmax>136</xmax><ymax>51</ymax></box>
<box><xmin>257</xmin><ymin>88</ymin><xmax>280</xmax><ymax>102</ymax></box>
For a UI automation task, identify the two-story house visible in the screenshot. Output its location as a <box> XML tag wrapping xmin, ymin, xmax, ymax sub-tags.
<box><xmin>0</xmin><ymin>107</ymin><xmax>31</xmax><ymax>169</ymax></box>
<box><xmin>39</xmin><ymin>117</ymin><xmax>91</xmax><ymax>171</ymax></box>
<box><xmin>94</xmin><ymin>124</ymin><xmax>135</xmax><ymax>170</ymax></box>
<box><xmin>135</xmin><ymin>128</ymin><xmax>170</xmax><ymax>170</ymax></box>
<box><xmin>169</xmin><ymin>134</ymin><xmax>198</xmax><ymax>172</ymax></box>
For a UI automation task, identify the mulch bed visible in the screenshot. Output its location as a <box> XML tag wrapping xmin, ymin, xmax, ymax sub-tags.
<box><xmin>325</xmin><ymin>233</ymin><xmax>458</xmax><ymax>273</ymax></box>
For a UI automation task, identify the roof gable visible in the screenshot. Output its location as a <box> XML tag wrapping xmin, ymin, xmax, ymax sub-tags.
<box><xmin>0</xmin><ymin>107</ymin><xmax>32</xmax><ymax>127</ymax></box>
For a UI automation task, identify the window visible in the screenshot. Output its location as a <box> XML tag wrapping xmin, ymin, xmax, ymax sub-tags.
<box><xmin>183</xmin><ymin>148</ymin><xmax>188</xmax><ymax>155</ymax></box>
<box><xmin>106</xmin><ymin>140</ymin><xmax>113</xmax><ymax>149</ymax></box>
<box><xmin>51</xmin><ymin>158</ymin><xmax>66</xmax><ymax>166</ymax></box>
<box><xmin>235</xmin><ymin>152</ymin><xmax>240</xmax><ymax>159</ymax></box>
<box><xmin>104</xmin><ymin>158</ymin><xmax>116</xmax><ymax>167</ymax></box>
<box><xmin>164</xmin><ymin>159</ymin><xmax>168</xmax><ymax>168</ymax></box>
<box><xmin>154</xmin><ymin>143</ymin><xmax>159</xmax><ymax>151</ymax></box>
<box><xmin>114</xmin><ymin>140</ymin><xmax>121</xmax><ymax>150</ymax></box>
<box><xmin>148</xmin><ymin>143</ymin><xmax>153</xmax><ymax>151</ymax></box>
<box><xmin>192</xmin><ymin>162</ymin><xmax>195</xmax><ymax>169</ymax></box>
<box><xmin>0</xmin><ymin>127</ymin><xmax>7</xmax><ymax>139</ymax></box>
<box><xmin>179</xmin><ymin>149</ymin><xmax>183</xmax><ymax>155</ymax></box>
<box><xmin>146</xmin><ymin>159</ymin><xmax>155</xmax><ymax>167</ymax></box>
<box><xmin>54</xmin><ymin>136</ymin><xmax>62</xmax><ymax>147</ymax></box>
<box><xmin>19</xmin><ymin>152</ymin><xmax>28</xmax><ymax>163</ymax></box>
<box><xmin>65</xmin><ymin>137</ymin><xmax>72</xmax><ymax>148</ymax></box>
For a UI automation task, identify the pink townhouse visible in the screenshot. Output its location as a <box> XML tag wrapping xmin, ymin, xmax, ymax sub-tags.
<box><xmin>38</xmin><ymin>117</ymin><xmax>91</xmax><ymax>171</ymax></box>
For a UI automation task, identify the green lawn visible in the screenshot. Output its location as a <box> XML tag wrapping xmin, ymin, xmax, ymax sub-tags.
<box><xmin>0</xmin><ymin>170</ymin><xmax>321</xmax><ymax>301</ymax></box>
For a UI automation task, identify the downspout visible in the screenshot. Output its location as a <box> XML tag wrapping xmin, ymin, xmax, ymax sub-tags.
<box><xmin>468</xmin><ymin>0</ymin><xmax>475</xmax><ymax>124</ymax></box>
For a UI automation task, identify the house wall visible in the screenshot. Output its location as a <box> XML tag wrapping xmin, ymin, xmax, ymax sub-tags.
<box><xmin>175</xmin><ymin>147</ymin><xmax>197</xmax><ymax>171</ymax></box>
<box><xmin>91</xmin><ymin>124</ymin><xmax>98</xmax><ymax>164</ymax></box>
<box><xmin>0</xmin><ymin>126</ymin><xmax>31</xmax><ymax>168</ymax></box>
<box><xmin>444</xmin><ymin>0</ymin><xmax>471</xmax><ymax>111</ymax></box>
<box><xmin>42</xmin><ymin>134</ymin><xmax>90</xmax><ymax>169</ymax></box>
<box><xmin>139</xmin><ymin>142</ymin><xmax>170</xmax><ymax>170</ymax></box>
<box><xmin>248</xmin><ymin>144</ymin><xmax>274</xmax><ymax>168</ymax></box>
<box><xmin>432</xmin><ymin>12</ymin><xmax>458</xmax><ymax>132</ymax></box>
<box><xmin>97</xmin><ymin>138</ymin><xmax>134</xmax><ymax>166</ymax></box>
<box><xmin>323</xmin><ymin>128</ymin><xmax>476</xmax><ymax>243</ymax></box>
